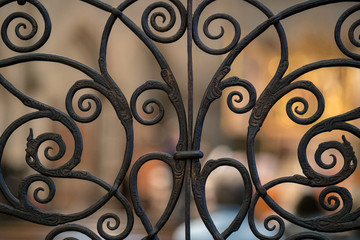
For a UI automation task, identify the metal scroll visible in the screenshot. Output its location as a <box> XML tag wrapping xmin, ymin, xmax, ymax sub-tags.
<box><xmin>0</xmin><ymin>0</ymin><xmax>359</xmax><ymax>239</ymax></box>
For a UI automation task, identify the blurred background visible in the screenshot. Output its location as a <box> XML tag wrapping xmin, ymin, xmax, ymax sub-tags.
<box><xmin>0</xmin><ymin>0</ymin><xmax>359</xmax><ymax>239</ymax></box>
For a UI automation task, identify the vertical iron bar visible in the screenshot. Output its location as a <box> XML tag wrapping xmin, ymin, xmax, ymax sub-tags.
<box><xmin>187</xmin><ymin>0</ymin><xmax>193</xmax><ymax>138</ymax></box>
<box><xmin>186</xmin><ymin>0</ymin><xmax>193</xmax><ymax>238</ymax></box>
<box><xmin>184</xmin><ymin>164</ymin><xmax>191</xmax><ymax>240</ymax></box>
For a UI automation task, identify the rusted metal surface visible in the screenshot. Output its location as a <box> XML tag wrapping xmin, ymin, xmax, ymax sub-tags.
<box><xmin>0</xmin><ymin>0</ymin><xmax>360</xmax><ymax>239</ymax></box>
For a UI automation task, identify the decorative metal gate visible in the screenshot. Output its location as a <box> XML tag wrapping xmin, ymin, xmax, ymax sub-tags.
<box><xmin>0</xmin><ymin>0</ymin><xmax>360</xmax><ymax>239</ymax></box>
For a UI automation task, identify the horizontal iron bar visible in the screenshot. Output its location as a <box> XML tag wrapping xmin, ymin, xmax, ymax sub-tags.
<box><xmin>174</xmin><ymin>150</ymin><xmax>203</xmax><ymax>160</ymax></box>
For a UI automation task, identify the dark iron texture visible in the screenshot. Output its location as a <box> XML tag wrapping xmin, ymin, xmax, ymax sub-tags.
<box><xmin>0</xmin><ymin>0</ymin><xmax>360</xmax><ymax>239</ymax></box>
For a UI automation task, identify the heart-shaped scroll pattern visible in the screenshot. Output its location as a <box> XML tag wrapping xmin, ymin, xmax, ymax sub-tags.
<box><xmin>192</xmin><ymin>158</ymin><xmax>252</xmax><ymax>240</ymax></box>
<box><xmin>129</xmin><ymin>153</ymin><xmax>185</xmax><ymax>239</ymax></box>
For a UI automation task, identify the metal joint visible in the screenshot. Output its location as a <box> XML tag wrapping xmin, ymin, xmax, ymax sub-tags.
<box><xmin>174</xmin><ymin>150</ymin><xmax>204</xmax><ymax>160</ymax></box>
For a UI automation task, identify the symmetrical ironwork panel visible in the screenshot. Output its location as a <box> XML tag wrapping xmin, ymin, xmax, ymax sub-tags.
<box><xmin>0</xmin><ymin>0</ymin><xmax>360</xmax><ymax>239</ymax></box>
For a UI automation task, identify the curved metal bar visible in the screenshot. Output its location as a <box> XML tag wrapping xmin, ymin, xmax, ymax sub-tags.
<box><xmin>249</xmin><ymin>175</ymin><xmax>358</xmax><ymax>234</ymax></box>
<box><xmin>192</xmin><ymin>158</ymin><xmax>252</xmax><ymax>240</ymax></box>
<box><xmin>335</xmin><ymin>4</ymin><xmax>360</xmax><ymax>60</ymax></box>
<box><xmin>0</xmin><ymin>52</ymin><xmax>133</xmax><ymax>233</ymax></box>
<box><xmin>223</xmin><ymin>0</ymin><xmax>360</xmax><ymax>68</ymax></box>
<box><xmin>286</xmin><ymin>232</ymin><xmax>330</xmax><ymax>240</ymax></box>
<box><xmin>246</xmin><ymin>109</ymin><xmax>360</xmax><ymax>234</ymax></box>
<box><xmin>98</xmin><ymin>0</ymin><xmax>188</xmax><ymax>154</ymax></box>
<box><xmin>130</xmin><ymin>80</ymin><xmax>171</xmax><ymax>125</ymax></box>
<box><xmin>298</xmin><ymin>109</ymin><xmax>360</xmax><ymax>187</ymax></box>
<box><xmin>0</xmin><ymin>0</ymin><xmax>51</xmax><ymax>52</ymax></box>
<box><xmin>141</xmin><ymin>0</ymin><xmax>187</xmax><ymax>43</ymax></box>
<box><xmin>45</xmin><ymin>224</ymin><xmax>102</xmax><ymax>240</ymax></box>
<box><xmin>0</xmin><ymin>0</ymin><xmax>360</xmax><ymax>239</ymax></box>
<box><xmin>193</xmin><ymin>0</ymin><xmax>241</xmax><ymax>55</ymax></box>
<box><xmin>247</xmin><ymin>58</ymin><xmax>360</xmax><ymax>194</ymax></box>
<box><xmin>129</xmin><ymin>152</ymin><xmax>185</xmax><ymax>239</ymax></box>
<box><xmin>0</xmin><ymin>75</ymin><xmax>83</xmax><ymax>205</ymax></box>
<box><xmin>0</xmin><ymin>54</ymin><xmax>104</xmax><ymax>83</ymax></box>
<box><xmin>193</xmin><ymin>0</ymin><xmax>288</xmax><ymax>151</ymax></box>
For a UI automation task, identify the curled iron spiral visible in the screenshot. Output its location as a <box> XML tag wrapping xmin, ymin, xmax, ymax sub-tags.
<box><xmin>193</xmin><ymin>0</ymin><xmax>241</xmax><ymax>55</ymax></box>
<box><xmin>335</xmin><ymin>4</ymin><xmax>360</xmax><ymax>60</ymax></box>
<box><xmin>142</xmin><ymin>0</ymin><xmax>187</xmax><ymax>43</ymax></box>
<box><xmin>130</xmin><ymin>80</ymin><xmax>171</xmax><ymax>125</ymax></box>
<box><xmin>0</xmin><ymin>0</ymin><xmax>51</xmax><ymax>52</ymax></box>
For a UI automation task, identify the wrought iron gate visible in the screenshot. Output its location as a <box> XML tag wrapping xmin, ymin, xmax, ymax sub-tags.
<box><xmin>0</xmin><ymin>0</ymin><xmax>360</xmax><ymax>239</ymax></box>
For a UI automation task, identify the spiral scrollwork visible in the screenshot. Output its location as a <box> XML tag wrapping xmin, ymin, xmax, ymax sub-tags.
<box><xmin>193</xmin><ymin>0</ymin><xmax>241</xmax><ymax>55</ymax></box>
<box><xmin>97</xmin><ymin>213</ymin><xmax>125</xmax><ymax>240</ymax></box>
<box><xmin>142</xmin><ymin>98</ymin><xmax>164</xmax><ymax>122</ymax></box>
<box><xmin>18</xmin><ymin>174</ymin><xmax>56</xmax><ymax>209</ymax></box>
<box><xmin>0</xmin><ymin>0</ymin><xmax>51</xmax><ymax>52</ymax></box>
<box><xmin>314</xmin><ymin>135</ymin><xmax>355</xmax><ymax>170</ymax></box>
<box><xmin>130</xmin><ymin>80</ymin><xmax>171</xmax><ymax>125</ymax></box>
<box><xmin>66</xmin><ymin>80</ymin><xmax>104</xmax><ymax>123</ymax></box>
<box><xmin>349</xmin><ymin>19</ymin><xmax>360</xmax><ymax>48</ymax></box>
<box><xmin>264</xmin><ymin>215</ymin><xmax>285</xmax><ymax>236</ymax></box>
<box><xmin>318</xmin><ymin>186</ymin><xmax>353</xmax><ymax>215</ymax></box>
<box><xmin>8</xmin><ymin>12</ymin><xmax>37</xmax><ymax>40</ymax></box>
<box><xmin>219</xmin><ymin>77</ymin><xmax>257</xmax><ymax>114</ymax></box>
<box><xmin>248</xmin><ymin>196</ymin><xmax>286</xmax><ymax>240</ymax></box>
<box><xmin>282</xmin><ymin>80</ymin><xmax>325</xmax><ymax>125</ymax></box>
<box><xmin>25</xmin><ymin>128</ymin><xmax>66</xmax><ymax>172</ymax></box>
<box><xmin>249</xmin><ymin>79</ymin><xmax>325</xmax><ymax>130</ymax></box>
<box><xmin>45</xmin><ymin>224</ymin><xmax>102</xmax><ymax>240</ymax></box>
<box><xmin>141</xmin><ymin>0</ymin><xmax>186</xmax><ymax>43</ymax></box>
<box><xmin>297</xmin><ymin>109</ymin><xmax>359</xmax><ymax>187</ymax></box>
<box><xmin>78</xmin><ymin>93</ymin><xmax>102</xmax><ymax>117</ymax></box>
<box><xmin>335</xmin><ymin>4</ymin><xmax>360</xmax><ymax>60</ymax></box>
